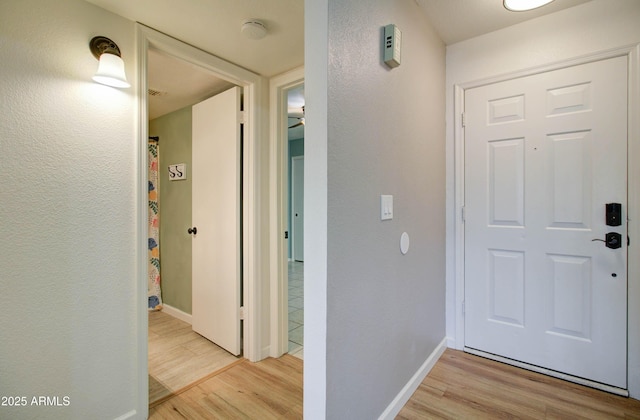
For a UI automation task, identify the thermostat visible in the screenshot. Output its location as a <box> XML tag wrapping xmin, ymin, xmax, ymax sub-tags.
<box><xmin>384</xmin><ymin>24</ymin><xmax>401</xmax><ymax>68</ymax></box>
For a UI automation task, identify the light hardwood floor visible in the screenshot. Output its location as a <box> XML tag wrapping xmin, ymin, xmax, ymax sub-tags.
<box><xmin>149</xmin><ymin>310</ymin><xmax>240</xmax><ymax>406</ymax></box>
<box><xmin>397</xmin><ymin>349</ymin><xmax>640</xmax><ymax>419</ymax></box>
<box><xmin>148</xmin><ymin>354</ymin><xmax>303</xmax><ymax>419</ymax></box>
<box><xmin>150</xmin><ymin>347</ymin><xmax>640</xmax><ymax>419</ymax></box>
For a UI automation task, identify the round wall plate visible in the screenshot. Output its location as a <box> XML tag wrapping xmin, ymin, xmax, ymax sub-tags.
<box><xmin>400</xmin><ymin>232</ymin><xmax>410</xmax><ymax>255</ymax></box>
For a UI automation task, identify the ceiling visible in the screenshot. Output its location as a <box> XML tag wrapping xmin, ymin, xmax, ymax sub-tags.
<box><xmin>416</xmin><ymin>0</ymin><xmax>591</xmax><ymax>45</ymax></box>
<box><xmin>147</xmin><ymin>49</ymin><xmax>235</xmax><ymax>120</ymax></box>
<box><xmin>86</xmin><ymin>0</ymin><xmax>591</xmax><ymax>121</ymax></box>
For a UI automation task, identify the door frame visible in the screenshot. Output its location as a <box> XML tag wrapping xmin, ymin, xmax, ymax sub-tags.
<box><xmin>135</xmin><ymin>23</ymin><xmax>266</xmax><ymax>409</ymax></box>
<box><xmin>291</xmin><ymin>155</ymin><xmax>304</xmax><ymax>262</ymax></box>
<box><xmin>451</xmin><ymin>44</ymin><xmax>640</xmax><ymax>397</ymax></box>
<box><xmin>269</xmin><ymin>67</ymin><xmax>304</xmax><ymax>357</ymax></box>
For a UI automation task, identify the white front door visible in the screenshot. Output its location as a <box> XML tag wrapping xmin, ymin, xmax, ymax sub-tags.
<box><xmin>464</xmin><ymin>56</ymin><xmax>628</xmax><ymax>389</ymax></box>
<box><xmin>292</xmin><ymin>155</ymin><xmax>304</xmax><ymax>262</ymax></box>
<box><xmin>191</xmin><ymin>86</ymin><xmax>242</xmax><ymax>356</ymax></box>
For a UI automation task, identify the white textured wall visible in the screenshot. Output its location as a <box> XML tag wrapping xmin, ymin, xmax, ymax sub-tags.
<box><xmin>0</xmin><ymin>0</ymin><xmax>140</xmax><ymax>418</ymax></box>
<box><xmin>305</xmin><ymin>0</ymin><xmax>446</xmax><ymax>417</ymax></box>
<box><xmin>445</xmin><ymin>0</ymin><xmax>640</xmax><ymax>399</ymax></box>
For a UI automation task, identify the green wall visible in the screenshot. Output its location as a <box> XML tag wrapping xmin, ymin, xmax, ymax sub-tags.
<box><xmin>149</xmin><ymin>106</ymin><xmax>193</xmax><ymax>314</ymax></box>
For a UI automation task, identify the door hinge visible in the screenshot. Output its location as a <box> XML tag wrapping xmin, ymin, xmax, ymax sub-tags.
<box><xmin>239</xmin><ymin>306</ymin><xmax>245</xmax><ymax>320</ymax></box>
<box><xmin>284</xmin><ymin>231</ymin><xmax>289</xmax><ymax>239</ymax></box>
<box><xmin>461</xmin><ymin>112</ymin><xmax>466</xmax><ymax>127</ymax></box>
<box><xmin>462</xmin><ymin>300</ymin><xmax>465</xmax><ymax>316</ymax></box>
<box><xmin>461</xmin><ymin>206</ymin><xmax>466</xmax><ymax>222</ymax></box>
<box><xmin>238</xmin><ymin>111</ymin><xmax>247</xmax><ymax>124</ymax></box>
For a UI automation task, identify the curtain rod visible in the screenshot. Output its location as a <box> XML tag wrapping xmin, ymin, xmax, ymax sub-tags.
<box><xmin>149</xmin><ymin>136</ymin><xmax>159</xmax><ymax>141</ymax></box>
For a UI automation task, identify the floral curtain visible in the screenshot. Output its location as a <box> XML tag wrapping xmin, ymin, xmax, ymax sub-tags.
<box><xmin>148</xmin><ymin>139</ymin><xmax>162</xmax><ymax>310</ymax></box>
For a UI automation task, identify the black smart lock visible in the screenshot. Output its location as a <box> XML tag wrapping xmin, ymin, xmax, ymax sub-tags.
<box><xmin>606</xmin><ymin>203</ymin><xmax>622</xmax><ymax>226</ymax></box>
<box><xmin>605</xmin><ymin>232</ymin><xmax>622</xmax><ymax>249</ymax></box>
<box><xmin>592</xmin><ymin>232</ymin><xmax>622</xmax><ymax>249</ymax></box>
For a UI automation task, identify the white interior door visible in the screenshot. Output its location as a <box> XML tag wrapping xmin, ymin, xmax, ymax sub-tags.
<box><xmin>191</xmin><ymin>86</ymin><xmax>242</xmax><ymax>356</ymax></box>
<box><xmin>464</xmin><ymin>56</ymin><xmax>628</xmax><ymax>389</ymax></box>
<box><xmin>292</xmin><ymin>155</ymin><xmax>304</xmax><ymax>262</ymax></box>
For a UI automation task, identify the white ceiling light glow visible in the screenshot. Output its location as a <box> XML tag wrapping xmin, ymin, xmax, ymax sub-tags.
<box><xmin>504</xmin><ymin>0</ymin><xmax>555</xmax><ymax>12</ymax></box>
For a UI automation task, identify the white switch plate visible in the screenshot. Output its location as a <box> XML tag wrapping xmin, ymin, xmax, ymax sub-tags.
<box><xmin>381</xmin><ymin>195</ymin><xmax>393</xmax><ymax>220</ymax></box>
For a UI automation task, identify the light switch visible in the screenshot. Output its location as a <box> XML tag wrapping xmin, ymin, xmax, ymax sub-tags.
<box><xmin>381</xmin><ymin>195</ymin><xmax>393</xmax><ymax>220</ymax></box>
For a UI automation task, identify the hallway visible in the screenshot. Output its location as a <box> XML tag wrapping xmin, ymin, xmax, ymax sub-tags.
<box><xmin>149</xmin><ymin>349</ymin><xmax>640</xmax><ymax>419</ymax></box>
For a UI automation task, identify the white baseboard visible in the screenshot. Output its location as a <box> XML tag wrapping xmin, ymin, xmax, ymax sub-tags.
<box><xmin>446</xmin><ymin>336</ymin><xmax>456</xmax><ymax>349</ymax></box>
<box><xmin>261</xmin><ymin>345</ymin><xmax>271</xmax><ymax>360</ymax></box>
<box><xmin>162</xmin><ymin>304</ymin><xmax>192</xmax><ymax>325</ymax></box>
<box><xmin>378</xmin><ymin>337</ymin><xmax>448</xmax><ymax>420</ymax></box>
<box><xmin>113</xmin><ymin>409</ymin><xmax>137</xmax><ymax>420</ymax></box>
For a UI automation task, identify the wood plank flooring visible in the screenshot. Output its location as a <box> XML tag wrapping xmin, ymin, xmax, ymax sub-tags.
<box><xmin>148</xmin><ymin>354</ymin><xmax>303</xmax><ymax>419</ymax></box>
<box><xmin>149</xmin><ymin>335</ymin><xmax>640</xmax><ymax>419</ymax></box>
<box><xmin>397</xmin><ymin>349</ymin><xmax>640</xmax><ymax>419</ymax></box>
<box><xmin>149</xmin><ymin>310</ymin><xmax>240</xmax><ymax>405</ymax></box>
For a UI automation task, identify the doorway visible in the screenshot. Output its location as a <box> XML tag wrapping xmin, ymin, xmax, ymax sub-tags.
<box><xmin>463</xmin><ymin>56</ymin><xmax>628</xmax><ymax>394</ymax></box>
<box><xmin>136</xmin><ymin>23</ymin><xmax>266</xmax><ymax>410</ymax></box>
<box><xmin>269</xmin><ymin>68</ymin><xmax>304</xmax><ymax>358</ymax></box>
<box><xmin>287</xmin><ymin>85</ymin><xmax>305</xmax><ymax>357</ymax></box>
<box><xmin>146</xmin><ymin>47</ymin><xmax>246</xmax><ymax>405</ymax></box>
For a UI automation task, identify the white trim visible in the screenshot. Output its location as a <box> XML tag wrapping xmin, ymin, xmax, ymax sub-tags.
<box><xmin>626</xmin><ymin>43</ymin><xmax>640</xmax><ymax>399</ymax></box>
<box><xmin>378</xmin><ymin>338</ymin><xmax>448</xmax><ymax>420</ymax></box>
<box><xmin>452</xmin><ymin>84</ymin><xmax>465</xmax><ymax>351</ymax></box>
<box><xmin>136</xmin><ymin>23</ymin><xmax>266</xmax><ymax>414</ymax></box>
<box><xmin>464</xmin><ymin>347</ymin><xmax>629</xmax><ymax>397</ymax></box>
<box><xmin>113</xmin><ymin>409</ymin><xmax>138</xmax><ymax>420</ymax></box>
<box><xmin>160</xmin><ymin>304</ymin><xmax>192</xmax><ymax>325</ymax></box>
<box><xmin>268</xmin><ymin>67</ymin><xmax>304</xmax><ymax>358</ymax></box>
<box><xmin>135</xmin><ymin>24</ymin><xmax>149</xmax><ymax>420</ymax></box>
<box><xmin>451</xmin><ymin>44</ymin><xmax>640</xmax><ymax>398</ymax></box>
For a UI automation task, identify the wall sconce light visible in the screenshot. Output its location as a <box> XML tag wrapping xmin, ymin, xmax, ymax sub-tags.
<box><xmin>89</xmin><ymin>36</ymin><xmax>130</xmax><ymax>88</ymax></box>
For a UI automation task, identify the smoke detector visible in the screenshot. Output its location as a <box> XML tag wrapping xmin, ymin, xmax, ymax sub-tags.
<box><xmin>241</xmin><ymin>20</ymin><xmax>268</xmax><ymax>40</ymax></box>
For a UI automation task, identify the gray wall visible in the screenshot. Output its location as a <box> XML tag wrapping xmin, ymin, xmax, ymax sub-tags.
<box><xmin>149</xmin><ymin>106</ymin><xmax>193</xmax><ymax>314</ymax></box>
<box><xmin>305</xmin><ymin>0</ymin><xmax>446</xmax><ymax>417</ymax></box>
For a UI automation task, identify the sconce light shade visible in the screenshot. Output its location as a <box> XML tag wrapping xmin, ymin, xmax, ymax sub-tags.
<box><xmin>90</xmin><ymin>36</ymin><xmax>130</xmax><ymax>88</ymax></box>
<box><xmin>503</xmin><ymin>0</ymin><xmax>555</xmax><ymax>11</ymax></box>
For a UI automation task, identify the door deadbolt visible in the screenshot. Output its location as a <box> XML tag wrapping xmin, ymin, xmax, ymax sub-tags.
<box><xmin>606</xmin><ymin>203</ymin><xmax>622</xmax><ymax>226</ymax></box>
<box><xmin>592</xmin><ymin>232</ymin><xmax>622</xmax><ymax>249</ymax></box>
